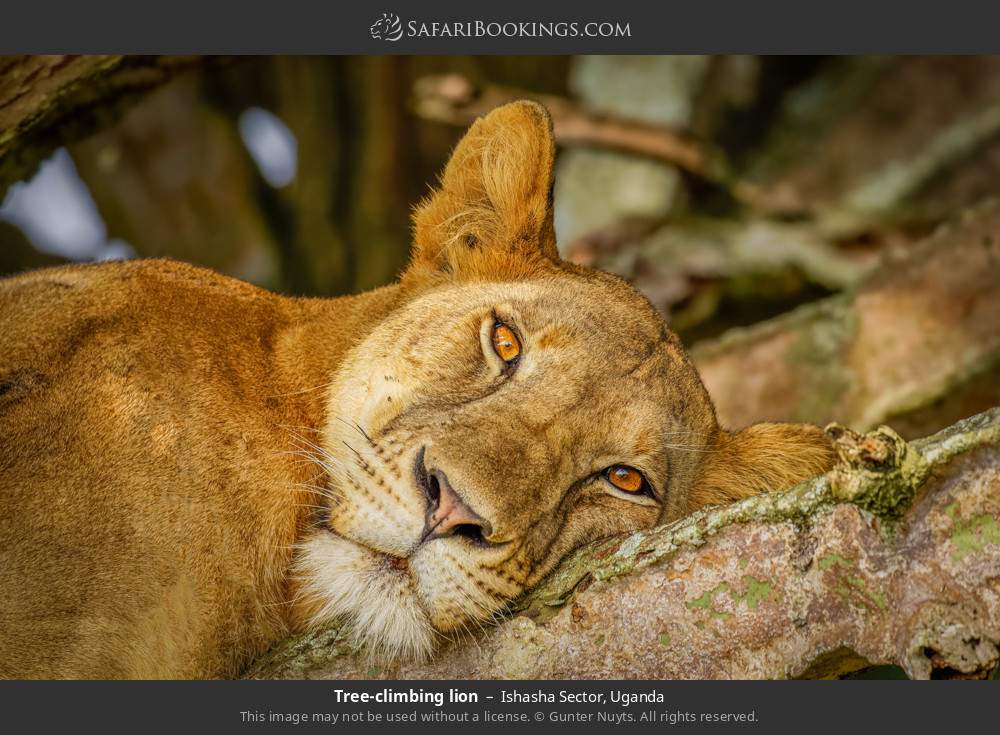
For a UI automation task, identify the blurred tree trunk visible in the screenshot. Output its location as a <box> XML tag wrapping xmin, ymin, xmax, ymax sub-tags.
<box><xmin>265</xmin><ymin>57</ymin><xmax>354</xmax><ymax>295</ymax></box>
<box><xmin>70</xmin><ymin>74</ymin><xmax>280</xmax><ymax>287</ymax></box>
<box><xmin>258</xmin><ymin>56</ymin><xmax>417</xmax><ymax>296</ymax></box>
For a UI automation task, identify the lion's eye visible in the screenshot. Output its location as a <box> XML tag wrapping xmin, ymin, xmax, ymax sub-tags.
<box><xmin>491</xmin><ymin>322</ymin><xmax>521</xmax><ymax>363</ymax></box>
<box><xmin>605</xmin><ymin>465</ymin><xmax>646</xmax><ymax>493</ymax></box>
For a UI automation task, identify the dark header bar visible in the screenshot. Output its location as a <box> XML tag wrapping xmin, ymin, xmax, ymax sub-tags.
<box><xmin>3</xmin><ymin>0</ymin><xmax>1000</xmax><ymax>54</ymax></box>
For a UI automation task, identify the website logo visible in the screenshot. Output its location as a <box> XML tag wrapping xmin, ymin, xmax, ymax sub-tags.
<box><xmin>368</xmin><ymin>15</ymin><xmax>631</xmax><ymax>42</ymax></box>
<box><xmin>370</xmin><ymin>12</ymin><xmax>404</xmax><ymax>42</ymax></box>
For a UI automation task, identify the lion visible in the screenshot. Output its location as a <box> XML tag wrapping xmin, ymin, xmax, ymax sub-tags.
<box><xmin>0</xmin><ymin>101</ymin><xmax>834</xmax><ymax>678</ymax></box>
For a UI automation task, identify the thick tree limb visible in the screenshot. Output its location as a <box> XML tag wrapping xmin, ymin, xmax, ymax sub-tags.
<box><xmin>746</xmin><ymin>57</ymin><xmax>1000</xmax><ymax>220</ymax></box>
<box><xmin>692</xmin><ymin>200</ymin><xmax>1000</xmax><ymax>438</ymax></box>
<box><xmin>246</xmin><ymin>408</ymin><xmax>1000</xmax><ymax>680</ymax></box>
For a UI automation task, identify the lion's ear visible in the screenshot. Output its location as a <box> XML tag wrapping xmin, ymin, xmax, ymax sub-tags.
<box><xmin>688</xmin><ymin>423</ymin><xmax>835</xmax><ymax>513</ymax></box>
<box><xmin>405</xmin><ymin>100</ymin><xmax>558</xmax><ymax>285</ymax></box>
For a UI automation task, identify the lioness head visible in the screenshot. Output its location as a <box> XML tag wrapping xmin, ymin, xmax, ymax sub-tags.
<box><xmin>291</xmin><ymin>102</ymin><xmax>833</xmax><ymax>660</ymax></box>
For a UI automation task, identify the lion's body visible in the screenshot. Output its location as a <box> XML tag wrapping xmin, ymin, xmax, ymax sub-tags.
<box><xmin>0</xmin><ymin>103</ymin><xmax>833</xmax><ymax>678</ymax></box>
<box><xmin>0</xmin><ymin>261</ymin><xmax>398</xmax><ymax>676</ymax></box>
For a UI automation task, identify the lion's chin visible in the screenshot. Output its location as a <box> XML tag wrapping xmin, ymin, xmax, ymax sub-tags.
<box><xmin>291</xmin><ymin>531</ymin><xmax>435</xmax><ymax>663</ymax></box>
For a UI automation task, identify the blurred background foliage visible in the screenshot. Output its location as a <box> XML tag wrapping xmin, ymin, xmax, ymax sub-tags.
<box><xmin>3</xmin><ymin>56</ymin><xmax>999</xmax><ymax>339</ymax></box>
<box><xmin>1</xmin><ymin>56</ymin><xmax>571</xmax><ymax>296</ymax></box>
<box><xmin>2</xmin><ymin>54</ymin><xmax>999</xmax><ymax>447</ymax></box>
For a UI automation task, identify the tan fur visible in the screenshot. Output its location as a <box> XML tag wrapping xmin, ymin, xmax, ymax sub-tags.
<box><xmin>0</xmin><ymin>101</ymin><xmax>833</xmax><ymax>678</ymax></box>
<box><xmin>691</xmin><ymin>423</ymin><xmax>836</xmax><ymax>514</ymax></box>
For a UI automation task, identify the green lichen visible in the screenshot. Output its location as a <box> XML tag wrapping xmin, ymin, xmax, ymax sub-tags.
<box><xmin>738</xmin><ymin>576</ymin><xmax>774</xmax><ymax>610</ymax></box>
<box><xmin>835</xmin><ymin>576</ymin><xmax>887</xmax><ymax>611</ymax></box>
<box><xmin>946</xmin><ymin>502</ymin><xmax>1000</xmax><ymax>562</ymax></box>
<box><xmin>828</xmin><ymin>424</ymin><xmax>930</xmax><ymax>523</ymax></box>
<box><xmin>817</xmin><ymin>554</ymin><xmax>886</xmax><ymax>610</ymax></box>
<box><xmin>687</xmin><ymin>576</ymin><xmax>773</xmax><ymax>619</ymax></box>
<box><xmin>818</xmin><ymin>553</ymin><xmax>852</xmax><ymax>570</ymax></box>
<box><xmin>687</xmin><ymin>582</ymin><xmax>731</xmax><ymax>614</ymax></box>
<box><xmin>658</xmin><ymin>632</ymin><xmax>671</xmax><ymax>646</ymax></box>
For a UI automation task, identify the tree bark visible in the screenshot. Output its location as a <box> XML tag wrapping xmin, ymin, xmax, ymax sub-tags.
<box><xmin>245</xmin><ymin>407</ymin><xmax>1000</xmax><ymax>680</ymax></box>
<box><xmin>0</xmin><ymin>55</ymin><xmax>201</xmax><ymax>198</ymax></box>
<box><xmin>4</xmin><ymin>55</ymin><xmax>997</xmax><ymax>681</ymax></box>
<box><xmin>692</xmin><ymin>200</ymin><xmax>1000</xmax><ymax>439</ymax></box>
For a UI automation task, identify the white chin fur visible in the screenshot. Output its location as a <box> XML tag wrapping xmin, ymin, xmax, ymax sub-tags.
<box><xmin>293</xmin><ymin>532</ymin><xmax>435</xmax><ymax>663</ymax></box>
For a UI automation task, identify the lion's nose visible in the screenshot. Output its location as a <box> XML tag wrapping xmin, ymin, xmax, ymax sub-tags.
<box><xmin>420</xmin><ymin>468</ymin><xmax>493</xmax><ymax>544</ymax></box>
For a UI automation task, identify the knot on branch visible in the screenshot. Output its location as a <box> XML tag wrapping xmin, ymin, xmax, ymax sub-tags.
<box><xmin>825</xmin><ymin>423</ymin><xmax>929</xmax><ymax>520</ymax></box>
<box><xmin>904</xmin><ymin>603</ymin><xmax>1000</xmax><ymax>680</ymax></box>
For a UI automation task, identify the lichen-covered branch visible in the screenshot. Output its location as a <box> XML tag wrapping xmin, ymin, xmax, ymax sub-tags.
<box><xmin>246</xmin><ymin>407</ymin><xmax>1000</xmax><ymax>680</ymax></box>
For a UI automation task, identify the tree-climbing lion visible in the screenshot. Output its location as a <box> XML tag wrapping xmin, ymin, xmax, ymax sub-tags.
<box><xmin>0</xmin><ymin>101</ymin><xmax>834</xmax><ymax>678</ymax></box>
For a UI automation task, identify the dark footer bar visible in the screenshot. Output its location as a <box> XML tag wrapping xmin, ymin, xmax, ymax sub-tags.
<box><xmin>0</xmin><ymin>679</ymin><xmax>993</xmax><ymax>734</ymax></box>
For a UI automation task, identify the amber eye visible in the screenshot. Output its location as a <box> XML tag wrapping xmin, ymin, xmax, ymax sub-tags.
<box><xmin>491</xmin><ymin>322</ymin><xmax>521</xmax><ymax>363</ymax></box>
<box><xmin>605</xmin><ymin>465</ymin><xmax>646</xmax><ymax>493</ymax></box>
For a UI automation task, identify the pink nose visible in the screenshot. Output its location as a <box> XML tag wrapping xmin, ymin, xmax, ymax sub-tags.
<box><xmin>421</xmin><ymin>469</ymin><xmax>492</xmax><ymax>543</ymax></box>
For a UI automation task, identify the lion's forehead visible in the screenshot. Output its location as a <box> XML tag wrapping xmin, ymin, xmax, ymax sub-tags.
<box><xmin>398</xmin><ymin>276</ymin><xmax>678</xmax><ymax>365</ymax></box>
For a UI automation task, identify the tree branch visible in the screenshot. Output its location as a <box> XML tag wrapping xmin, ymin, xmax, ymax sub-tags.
<box><xmin>411</xmin><ymin>73</ymin><xmax>783</xmax><ymax>212</ymax></box>
<box><xmin>0</xmin><ymin>54</ymin><xmax>203</xmax><ymax>197</ymax></box>
<box><xmin>692</xmin><ymin>200</ymin><xmax>1000</xmax><ymax>438</ymax></box>
<box><xmin>246</xmin><ymin>408</ymin><xmax>1000</xmax><ymax>680</ymax></box>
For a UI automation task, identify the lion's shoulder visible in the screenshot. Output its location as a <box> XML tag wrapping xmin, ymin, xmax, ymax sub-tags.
<box><xmin>0</xmin><ymin>259</ymin><xmax>287</xmax><ymax>395</ymax></box>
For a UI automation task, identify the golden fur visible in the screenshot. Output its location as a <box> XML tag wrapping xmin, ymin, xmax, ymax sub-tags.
<box><xmin>0</xmin><ymin>101</ymin><xmax>833</xmax><ymax>678</ymax></box>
